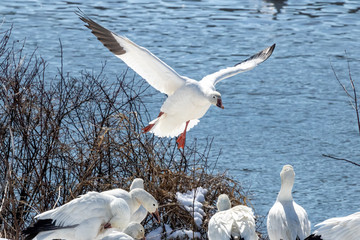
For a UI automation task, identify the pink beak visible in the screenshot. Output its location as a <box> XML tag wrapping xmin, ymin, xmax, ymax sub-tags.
<box><xmin>216</xmin><ymin>98</ymin><xmax>224</xmax><ymax>109</ymax></box>
<box><xmin>152</xmin><ymin>209</ymin><xmax>161</xmax><ymax>223</ymax></box>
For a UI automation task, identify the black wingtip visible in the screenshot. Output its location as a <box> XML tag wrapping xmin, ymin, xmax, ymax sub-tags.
<box><xmin>75</xmin><ymin>7</ymin><xmax>86</xmax><ymax>18</ymax></box>
<box><xmin>269</xmin><ymin>43</ymin><xmax>276</xmax><ymax>53</ymax></box>
<box><xmin>23</xmin><ymin>219</ymin><xmax>54</xmax><ymax>240</ymax></box>
<box><xmin>76</xmin><ymin>8</ymin><xmax>126</xmax><ymax>56</ymax></box>
<box><xmin>234</xmin><ymin>43</ymin><xmax>276</xmax><ymax>67</ymax></box>
<box><xmin>304</xmin><ymin>234</ymin><xmax>323</xmax><ymax>240</ymax></box>
<box><xmin>23</xmin><ymin>219</ymin><xmax>78</xmax><ymax>240</ymax></box>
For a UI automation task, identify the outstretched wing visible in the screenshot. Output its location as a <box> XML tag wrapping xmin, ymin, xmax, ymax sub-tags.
<box><xmin>201</xmin><ymin>44</ymin><xmax>275</xmax><ymax>86</ymax></box>
<box><xmin>77</xmin><ymin>10</ymin><xmax>186</xmax><ymax>96</ymax></box>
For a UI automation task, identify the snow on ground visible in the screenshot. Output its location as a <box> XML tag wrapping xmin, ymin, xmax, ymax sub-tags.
<box><xmin>146</xmin><ymin>187</ymin><xmax>208</xmax><ymax>239</ymax></box>
<box><xmin>176</xmin><ymin>187</ymin><xmax>208</xmax><ymax>227</ymax></box>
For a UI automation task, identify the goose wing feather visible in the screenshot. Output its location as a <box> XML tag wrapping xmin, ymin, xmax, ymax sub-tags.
<box><xmin>201</xmin><ymin>44</ymin><xmax>275</xmax><ymax>86</ymax></box>
<box><xmin>36</xmin><ymin>192</ymin><xmax>115</xmax><ymax>227</ymax></box>
<box><xmin>77</xmin><ymin>10</ymin><xmax>186</xmax><ymax>96</ymax></box>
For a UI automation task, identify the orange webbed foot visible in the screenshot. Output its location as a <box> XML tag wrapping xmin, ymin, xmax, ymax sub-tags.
<box><xmin>176</xmin><ymin>120</ymin><xmax>190</xmax><ymax>149</ymax></box>
<box><xmin>176</xmin><ymin>133</ymin><xmax>186</xmax><ymax>149</ymax></box>
<box><xmin>142</xmin><ymin>123</ymin><xmax>154</xmax><ymax>133</ymax></box>
<box><xmin>142</xmin><ymin>112</ymin><xmax>165</xmax><ymax>134</ymax></box>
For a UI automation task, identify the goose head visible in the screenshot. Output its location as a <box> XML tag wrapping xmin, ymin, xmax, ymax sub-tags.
<box><xmin>131</xmin><ymin>189</ymin><xmax>161</xmax><ymax>223</ymax></box>
<box><xmin>216</xmin><ymin>194</ymin><xmax>231</xmax><ymax>211</ymax></box>
<box><xmin>124</xmin><ymin>222</ymin><xmax>146</xmax><ymax>240</ymax></box>
<box><xmin>208</xmin><ymin>91</ymin><xmax>224</xmax><ymax>109</ymax></box>
<box><xmin>278</xmin><ymin>164</ymin><xmax>295</xmax><ymax>201</ymax></box>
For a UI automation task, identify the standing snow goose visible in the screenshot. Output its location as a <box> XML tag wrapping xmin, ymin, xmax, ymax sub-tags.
<box><xmin>267</xmin><ymin>165</ymin><xmax>311</xmax><ymax>240</ymax></box>
<box><xmin>98</xmin><ymin>222</ymin><xmax>145</xmax><ymax>240</ymax></box>
<box><xmin>23</xmin><ymin>191</ymin><xmax>131</xmax><ymax>240</ymax></box>
<box><xmin>102</xmin><ymin>181</ymin><xmax>160</xmax><ymax>224</ymax></box>
<box><xmin>304</xmin><ymin>211</ymin><xmax>360</xmax><ymax>240</ymax></box>
<box><xmin>77</xmin><ymin>10</ymin><xmax>275</xmax><ymax>149</ymax></box>
<box><xmin>208</xmin><ymin>194</ymin><xmax>258</xmax><ymax>240</ymax></box>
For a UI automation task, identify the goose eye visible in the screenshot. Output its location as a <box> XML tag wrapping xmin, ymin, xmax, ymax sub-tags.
<box><xmin>153</xmin><ymin>203</ymin><xmax>156</xmax><ymax>206</ymax></box>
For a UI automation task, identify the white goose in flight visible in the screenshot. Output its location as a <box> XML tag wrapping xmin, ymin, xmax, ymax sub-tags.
<box><xmin>77</xmin><ymin>10</ymin><xmax>275</xmax><ymax>149</ymax></box>
<box><xmin>267</xmin><ymin>165</ymin><xmax>311</xmax><ymax>240</ymax></box>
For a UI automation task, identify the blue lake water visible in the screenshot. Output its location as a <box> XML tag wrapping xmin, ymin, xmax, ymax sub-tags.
<box><xmin>2</xmin><ymin>0</ymin><xmax>360</xmax><ymax>234</ymax></box>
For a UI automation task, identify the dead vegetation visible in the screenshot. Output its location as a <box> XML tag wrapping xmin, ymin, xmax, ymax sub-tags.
<box><xmin>0</xmin><ymin>28</ymin><xmax>255</xmax><ymax>239</ymax></box>
<box><xmin>323</xmin><ymin>55</ymin><xmax>360</xmax><ymax>167</ymax></box>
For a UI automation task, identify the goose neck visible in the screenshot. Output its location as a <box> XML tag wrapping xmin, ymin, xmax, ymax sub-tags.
<box><xmin>277</xmin><ymin>181</ymin><xmax>294</xmax><ymax>201</ymax></box>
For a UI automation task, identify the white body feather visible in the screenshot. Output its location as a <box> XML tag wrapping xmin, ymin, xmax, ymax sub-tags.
<box><xmin>102</xmin><ymin>185</ymin><xmax>158</xmax><ymax>224</ymax></box>
<box><xmin>208</xmin><ymin>194</ymin><xmax>258</xmax><ymax>240</ymax></box>
<box><xmin>312</xmin><ymin>211</ymin><xmax>360</xmax><ymax>240</ymax></box>
<box><xmin>102</xmin><ymin>178</ymin><xmax>148</xmax><ymax>223</ymax></box>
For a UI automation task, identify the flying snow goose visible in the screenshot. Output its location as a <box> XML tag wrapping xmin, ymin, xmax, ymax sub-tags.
<box><xmin>23</xmin><ymin>191</ymin><xmax>131</xmax><ymax>240</ymax></box>
<box><xmin>267</xmin><ymin>165</ymin><xmax>311</xmax><ymax>240</ymax></box>
<box><xmin>98</xmin><ymin>222</ymin><xmax>145</xmax><ymax>240</ymax></box>
<box><xmin>304</xmin><ymin>211</ymin><xmax>360</xmax><ymax>240</ymax></box>
<box><xmin>208</xmin><ymin>194</ymin><xmax>258</xmax><ymax>240</ymax></box>
<box><xmin>77</xmin><ymin>10</ymin><xmax>275</xmax><ymax>149</ymax></box>
<box><xmin>102</xmin><ymin>181</ymin><xmax>160</xmax><ymax>223</ymax></box>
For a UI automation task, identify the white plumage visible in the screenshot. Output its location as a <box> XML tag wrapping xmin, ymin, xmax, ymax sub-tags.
<box><xmin>77</xmin><ymin>10</ymin><xmax>275</xmax><ymax>148</ymax></box>
<box><xmin>128</xmin><ymin>179</ymin><xmax>148</xmax><ymax>223</ymax></box>
<box><xmin>306</xmin><ymin>211</ymin><xmax>360</xmax><ymax>240</ymax></box>
<box><xmin>24</xmin><ymin>191</ymin><xmax>131</xmax><ymax>240</ymax></box>
<box><xmin>102</xmin><ymin>180</ymin><xmax>160</xmax><ymax>224</ymax></box>
<box><xmin>208</xmin><ymin>194</ymin><xmax>258</xmax><ymax>240</ymax></box>
<box><xmin>267</xmin><ymin>165</ymin><xmax>311</xmax><ymax>240</ymax></box>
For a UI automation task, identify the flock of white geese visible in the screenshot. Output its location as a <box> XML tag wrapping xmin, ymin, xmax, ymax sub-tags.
<box><xmin>22</xmin><ymin>166</ymin><xmax>360</xmax><ymax>240</ymax></box>
<box><xmin>19</xmin><ymin>10</ymin><xmax>359</xmax><ymax>240</ymax></box>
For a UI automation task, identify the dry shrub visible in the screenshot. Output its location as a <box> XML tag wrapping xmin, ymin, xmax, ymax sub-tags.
<box><xmin>0</xmin><ymin>28</ymin><xmax>253</xmax><ymax>239</ymax></box>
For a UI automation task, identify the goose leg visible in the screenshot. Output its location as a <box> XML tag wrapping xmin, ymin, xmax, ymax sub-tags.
<box><xmin>142</xmin><ymin>112</ymin><xmax>164</xmax><ymax>133</ymax></box>
<box><xmin>176</xmin><ymin>120</ymin><xmax>190</xmax><ymax>149</ymax></box>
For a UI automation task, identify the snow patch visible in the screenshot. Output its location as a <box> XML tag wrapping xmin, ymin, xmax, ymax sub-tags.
<box><xmin>146</xmin><ymin>187</ymin><xmax>208</xmax><ymax>239</ymax></box>
<box><xmin>146</xmin><ymin>226</ymin><xmax>163</xmax><ymax>240</ymax></box>
<box><xmin>176</xmin><ymin>187</ymin><xmax>208</xmax><ymax>227</ymax></box>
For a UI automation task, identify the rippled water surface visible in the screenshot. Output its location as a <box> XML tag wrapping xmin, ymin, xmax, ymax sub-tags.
<box><xmin>2</xmin><ymin>0</ymin><xmax>360</xmax><ymax>233</ymax></box>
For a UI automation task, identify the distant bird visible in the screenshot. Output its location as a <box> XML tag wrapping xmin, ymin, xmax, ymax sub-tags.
<box><xmin>267</xmin><ymin>165</ymin><xmax>311</xmax><ymax>240</ymax></box>
<box><xmin>23</xmin><ymin>191</ymin><xmax>131</xmax><ymax>240</ymax></box>
<box><xmin>98</xmin><ymin>222</ymin><xmax>145</xmax><ymax>240</ymax></box>
<box><xmin>102</xmin><ymin>179</ymin><xmax>160</xmax><ymax>223</ymax></box>
<box><xmin>304</xmin><ymin>211</ymin><xmax>360</xmax><ymax>240</ymax></box>
<box><xmin>77</xmin><ymin>10</ymin><xmax>275</xmax><ymax>149</ymax></box>
<box><xmin>208</xmin><ymin>194</ymin><xmax>258</xmax><ymax>240</ymax></box>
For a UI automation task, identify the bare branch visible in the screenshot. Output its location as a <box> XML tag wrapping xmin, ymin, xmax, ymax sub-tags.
<box><xmin>322</xmin><ymin>154</ymin><xmax>360</xmax><ymax>167</ymax></box>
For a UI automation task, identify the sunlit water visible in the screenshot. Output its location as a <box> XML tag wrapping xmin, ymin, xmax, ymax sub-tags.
<box><xmin>2</xmin><ymin>0</ymin><xmax>360</xmax><ymax>234</ymax></box>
